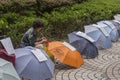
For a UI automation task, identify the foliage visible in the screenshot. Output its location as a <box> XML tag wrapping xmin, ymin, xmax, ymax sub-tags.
<box><xmin>0</xmin><ymin>0</ymin><xmax>86</xmax><ymax>15</ymax></box>
<box><xmin>0</xmin><ymin>13</ymin><xmax>36</xmax><ymax>47</ymax></box>
<box><xmin>41</xmin><ymin>0</ymin><xmax>120</xmax><ymax>39</ymax></box>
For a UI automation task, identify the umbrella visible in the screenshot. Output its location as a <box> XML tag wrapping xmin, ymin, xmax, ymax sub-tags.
<box><xmin>43</xmin><ymin>46</ymin><xmax>54</xmax><ymax>62</ymax></box>
<box><xmin>111</xmin><ymin>20</ymin><xmax>120</xmax><ymax>36</ymax></box>
<box><xmin>0</xmin><ymin>58</ymin><xmax>20</xmax><ymax>80</ymax></box>
<box><xmin>97</xmin><ymin>21</ymin><xmax>119</xmax><ymax>42</ymax></box>
<box><xmin>15</xmin><ymin>46</ymin><xmax>54</xmax><ymax>80</ymax></box>
<box><xmin>48</xmin><ymin>41</ymin><xmax>84</xmax><ymax>68</ymax></box>
<box><xmin>35</xmin><ymin>44</ymin><xmax>54</xmax><ymax>62</ymax></box>
<box><xmin>84</xmin><ymin>24</ymin><xmax>112</xmax><ymax>49</ymax></box>
<box><xmin>68</xmin><ymin>31</ymin><xmax>98</xmax><ymax>59</ymax></box>
<box><xmin>0</xmin><ymin>49</ymin><xmax>16</xmax><ymax>66</ymax></box>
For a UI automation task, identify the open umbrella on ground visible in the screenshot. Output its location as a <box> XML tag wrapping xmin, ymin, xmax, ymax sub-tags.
<box><xmin>111</xmin><ymin>20</ymin><xmax>120</xmax><ymax>36</ymax></box>
<box><xmin>0</xmin><ymin>58</ymin><xmax>20</xmax><ymax>80</ymax></box>
<box><xmin>43</xmin><ymin>46</ymin><xmax>54</xmax><ymax>62</ymax></box>
<box><xmin>15</xmin><ymin>46</ymin><xmax>54</xmax><ymax>80</ymax></box>
<box><xmin>97</xmin><ymin>21</ymin><xmax>119</xmax><ymax>42</ymax></box>
<box><xmin>48</xmin><ymin>41</ymin><xmax>84</xmax><ymax>68</ymax></box>
<box><xmin>68</xmin><ymin>31</ymin><xmax>98</xmax><ymax>59</ymax></box>
<box><xmin>84</xmin><ymin>24</ymin><xmax>112</xmax><ymax>49</ymax></box>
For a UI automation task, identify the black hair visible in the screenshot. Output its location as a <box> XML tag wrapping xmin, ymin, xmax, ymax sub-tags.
<box><xmin>32</xmin><ymin>20</ymin><xmax>44</xmax><ymax>29</ymax></box>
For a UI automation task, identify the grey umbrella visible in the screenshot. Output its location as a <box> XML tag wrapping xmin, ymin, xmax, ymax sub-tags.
<box><xmin>0</xmin><ymin>58</ymin><xmax>20</xmax><ymax>80</ymax></box>
<box><xmin>97</xmin><ymin>21</ymin><xmax>119</xmax><ymax>42</ymax></box>
<box><xmin>111</xmin><ymin>20</ymin><xmax>120</xmax><ymax>36</ymax></box>
<box><xmin>15</xmin><ymin>46</ymin><xmax>55</xmax><ymax>80</ymax></box>
<box><xmin>68</xmin><ymin>31</ymin><xmax>98</xmax><ymax>59</ymax></box>
<box><xmin>84</xmin><ymin>24</ymin><xmax>112</xmax><ymax>49</ymax></box>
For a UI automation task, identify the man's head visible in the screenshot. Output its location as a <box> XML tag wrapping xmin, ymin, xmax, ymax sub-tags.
<box><xmin>32</xmin><ymin>20</ymin><xmax>44</xmax><ymax>32</ymax></box>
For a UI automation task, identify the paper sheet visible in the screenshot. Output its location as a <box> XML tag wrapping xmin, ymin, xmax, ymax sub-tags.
<box><xmin>31</xmin><ymin>49</ymin><xmax>47</xmax><ymax>62</ymax></box>
<box><xmin>113</xmin><ymin>20</ymin><xmax>120</xmax><ymax>24</ymax></box>
<box><xmin>84</xmin><ymin>25</ymin><xmax>96</xmax><ymax>33</ymax></box>
<box><xmin>97</xmin><ymin>22</ymin><xmax>107</xmax><ymax>28</ymax></box>
<box><xmin>0</xmin><ymin>37</ymin><xmax>15</xmax><ymax>55</ymax></box>
<box><xmin>104</xmin><ymin>21</ymin><xmax>115</xmax><ymax>29</ymax></box>
<box><xmin>62</xmin><ymin>42</ymin><xmax>76</xmax><ymax>51</ymax></box>
<box><xmin>93</xmin><ymin>24</ymin><xmax>109</xmax><ymax>37</ymax></box>
<box><xmin>76</xmin><ymin>31</ymin><xmax>95</xmax><ymax>43</ymax></box>
<box><xmin>114</xmin><ymin>14</ymin><xmax>120</xmax><ymax>20</ymax></box>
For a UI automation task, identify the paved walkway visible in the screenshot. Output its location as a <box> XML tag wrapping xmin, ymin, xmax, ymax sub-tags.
<box><xmin>51</xmin><ymin>40</ymin><xmax>120</xmax><ymax>80</ymax></box>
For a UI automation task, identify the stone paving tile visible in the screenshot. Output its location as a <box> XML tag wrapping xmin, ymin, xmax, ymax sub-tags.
<box><xmin>52</xmin><ymin>39</ymin><xmax>120</xmax><ymax>80</ymax></box>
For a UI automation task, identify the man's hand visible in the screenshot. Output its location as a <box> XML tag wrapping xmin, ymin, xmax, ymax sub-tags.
<box><xmin>41</xmin><ymin>37</ymin><xmax>47</xmax><ymax>40</ymax></box>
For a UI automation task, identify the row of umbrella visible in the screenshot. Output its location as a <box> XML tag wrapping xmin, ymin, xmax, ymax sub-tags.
<box><xmin>0</xmin><ymin>14</ymin><xmax>120</xmax><ymax>80</ymax></box>
<box><xmin>66</xmin><ymin>14</ymin><xmax>120</xmax><ymax>60</ymax></box>
<box><xmin>0</xmin><ymin>37</ymin><xmax>55</xmax><ymax>80</ymax></box>
<box><xmin>0</xmin><ymin>40</ymin><xmax>84</xmax><ymax>80</ymax></box>
<box><xmin>45</xmin><ymin>17</ymin><xmax>120</xmax><ymax>71</ymax></box>
<box><xmin>84</xmin><ymin>20</ymin><xmax>120</xmax><ymax>49</ymax></box>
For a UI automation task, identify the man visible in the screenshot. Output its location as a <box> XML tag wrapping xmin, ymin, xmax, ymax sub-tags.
<box><xmin>21</xmin><ymin>20</ymin><xmax>47</xmax><ymax>47</ymax></box>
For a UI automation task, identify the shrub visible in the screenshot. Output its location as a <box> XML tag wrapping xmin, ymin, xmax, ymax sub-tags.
<box><xmin>0</xmin><ymin>13</ymin><xmax>36</xmax><ymax>47</ymax></box>
<box><xmin>41</xmin><ymin>0</ymin><xmax>120</xmax><ymax>39</ymax></box>
<box><xmin>0</xmin><ymin>0</ymin><xmax>86</xmax><ymax>15</ymax></box>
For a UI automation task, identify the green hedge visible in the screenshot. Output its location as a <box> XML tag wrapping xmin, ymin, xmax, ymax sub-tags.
<box><xmin>41</xmin><ymin>0</ymin><xmax>120</xmax><ymax>39</ymax></box>
<box><xmin>1</xmin><ymin>0</ymin><xmax>120</xmax><ymax>48</ymax></box>
<box><xmin>0</xmin><ymin>0</ymin><xmax>86</xmax><ymax>15</ymax></box>
<box><xmin>0</xmin><ymin>13</ymin><xmax>36</xmax><ymax>47</ymax></box>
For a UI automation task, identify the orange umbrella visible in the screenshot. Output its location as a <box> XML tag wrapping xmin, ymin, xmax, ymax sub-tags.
<box><xmin>48</xmin><ymin>41</ymin><xmax>84</xmax><ymax>68</ymax></box>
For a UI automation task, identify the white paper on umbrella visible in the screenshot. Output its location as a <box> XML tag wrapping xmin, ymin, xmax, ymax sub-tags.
<box><xmin>114</xmin><ymin>14</ymin><xmax>120</xmax><ymax>20</ymax></box>
<box><xmin>31</xmin><ymin>49</ymin><xmax>47</xmax><ymax>62</ymax></box>
<box><xmin>76</xmin><ymin>31</ymin><xmax>95</xmax><ymax>43</ymax></box>
<box><xmin>104</xmin><ymin>21</ymin><xmax>115</xmax><ymax>29</ymax></box>
<box><xmin>0</xmin><ymin>37</ymin><xmax>15</xmax><ymax>55</ymax></box>
<box><xmin>113</xmin><ymin>20</ymin><xmax>120</xmax><ymax>24</ymax></box>
<box><xmin>84</xmin><ymin>25</ymin><xmax>96</xmax><ymax>33</ymax></box>
<box><xmin>93</xmin><ymin>24</ymin><xmax>109</xmax><ymax>37</ymax></box>
<box><xmin>97</xmin><ymin>22</ymin><xmax>107</xmax><ymax>28</ymax></box>
<box><xmin>62</xmin><ymin>42</ymin><xmax>76</xmax><ymax>51</ymax></box>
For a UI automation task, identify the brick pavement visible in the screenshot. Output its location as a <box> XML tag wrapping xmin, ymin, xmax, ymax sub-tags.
<box><xmin>51</xmin><ymin>40</ymin><xmax>120</xmax><ymax>80</ymax></box>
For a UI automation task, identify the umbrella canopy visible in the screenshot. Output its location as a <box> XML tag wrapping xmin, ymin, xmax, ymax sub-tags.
<box><xmin>15</xmin><ymin>46</ymin><xmax>54</xmax><ymax>80</ymax></box>
<box><xmin>111</xmin><ymin>20</ymin><xmax>120</xmax><ymax>36</ymax></box>
<box><xmin>0</xmin><ymin>58</ymin><xmax>20</xmax><ymax>80</ymax></box>
<box><xmin>97</xmin><ymin>21</ymin><xmax>119</xmax><ymax>42</ymax></box>
<box><xmin>48</xmin><ymin>41</ymin><xmax>84</xmax><ymax>68</ymax></box>
<box><xmin>68</xmin><ymin>31</ymin><xmax>98</xmax><ymax>59</ymax></box>
<box><xmin>84</xmin><ymin>24</ymin><xmax>112</xmax><ymax>49</ymax></box>
<box><xmin>0</xmin><ymin>49</ymin><xmax>16</xmax><ymax>66</ymax></box>
<box><xmin>43</xmin><ymin>46</ymin><xmax>54</xmax><ymax>62</ymax></box>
